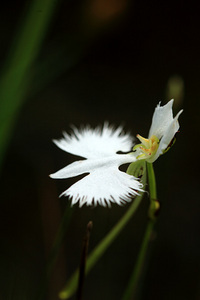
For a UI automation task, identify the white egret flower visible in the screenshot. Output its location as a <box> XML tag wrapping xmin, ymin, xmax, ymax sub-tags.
<box><xmin>134</xmin><ymin>99</ymin><xmax>183</xmax><ymax>163</ymax></box>
<box><xmin>50</xmin><ymin>123</ymin><xmax>143</xmax><ymax>207</ymax></box>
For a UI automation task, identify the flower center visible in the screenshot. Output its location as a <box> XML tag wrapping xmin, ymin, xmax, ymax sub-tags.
<box><xmin>133</xmin><ymin>135</ymin><xmax>159</xmax><ymax>159</ymax></box>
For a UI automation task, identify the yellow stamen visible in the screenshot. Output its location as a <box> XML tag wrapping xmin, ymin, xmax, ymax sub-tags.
<box><xmin>134</xmin><ymin>135</ymin><xmax>159</xmax><ymax>159</ymax></box>
<box><xmin>136</xmin><ymin>134</ymin><xmax>150</xmax><ymax>148</ymax></box>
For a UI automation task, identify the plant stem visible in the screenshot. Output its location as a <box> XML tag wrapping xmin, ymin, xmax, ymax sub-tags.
<box><xmin>146</xmin><ymin>162</ymin><xmax>157</xmax><ymax>200</ymax></box>
<box><xmin>59</xmin><ymin>172</ymin><xmax>147</xmax><ymax>299</ymax></box>
<box><xmin>147</xmin><ymin>163</ymin><xmax>159</xmax><ymax>220</ymax></box>
<box><xmin>122</xmin><ymin>162</ymin><xmax>157</xmax><ymax>300</ymax></box>
<box><xmin>122</xmin><ymin>219</ymin><xmax>154</xmax><ymax>300</ymax></box>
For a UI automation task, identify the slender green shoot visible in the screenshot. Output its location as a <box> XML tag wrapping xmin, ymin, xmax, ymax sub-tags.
<box><xmin>0</xmin><ymin>0</ymin><xmax>58</xmax><ymax>168</ymax></box>
<box><xmin>122</xmin><ymin>162</ymin><xmax>158</xmax><ymax>300</ymax></box>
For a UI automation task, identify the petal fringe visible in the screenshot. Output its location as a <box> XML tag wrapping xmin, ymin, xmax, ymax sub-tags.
<box><xmin>53</xmin><ymin>122</ymin><xmax>134</xmax><ymax>159</ymax></box>
<box><xmin>60</xmin><ymin>167</ymin><xmax>143</xmax><ymax>207</ymax></box>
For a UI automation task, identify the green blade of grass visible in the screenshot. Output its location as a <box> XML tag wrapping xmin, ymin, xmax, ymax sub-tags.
<box><xmin>0</xmin><ymin>0</ymin><xmax>58</xmax><ymax>168</ymax></box>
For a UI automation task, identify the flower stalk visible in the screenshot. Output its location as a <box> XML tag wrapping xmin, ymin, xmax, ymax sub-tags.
<box><xmin>59</xmin><ymin>168</ymin><xmax>146</xmax><ymax>299</ymax></box>
<box><xmin>122</xmin><ymin>219</ymin><xmax>154</xmax><ymax>300</ymax></box>
<box><xmin>147</xmin><ymin>163</ymin><xmax>160</xmax><ymax>220</ymax></box>
<box><xmin>122</xmin><ymin>162</ymin><xmax>158</xmax><ymax>300</ymax></box>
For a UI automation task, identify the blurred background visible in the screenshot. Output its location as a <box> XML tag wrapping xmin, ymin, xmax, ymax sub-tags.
<box><xmin>0</xmin><ymin>0</ymin><xmax>199</xmax><ymax>299</ymax></box>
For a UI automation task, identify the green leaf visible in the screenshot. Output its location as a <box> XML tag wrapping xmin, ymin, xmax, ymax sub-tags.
<box><xmin>0</xmin><ymin>0</ymin><xmax>58</xmax><ymax>169</ymax></box>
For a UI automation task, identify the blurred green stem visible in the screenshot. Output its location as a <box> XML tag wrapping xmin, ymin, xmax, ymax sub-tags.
<box><xmin>59</xmin><ymin>166</ymin><xmax>147</xmax><ymax>299</ymax></box>
<box><xmin>122</xmin><ymin>162</ymin><xmax>157</xmax><ymax>300</ymax></box>
<box><xmin>0</xmin><ymin>0</ymin><xmax>58</xmax><ymax>169</ymax></box>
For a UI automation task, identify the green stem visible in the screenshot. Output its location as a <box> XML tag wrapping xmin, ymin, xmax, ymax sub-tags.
<box><xmin>122</xmin><ymin>219</ymin><xmax>154</xmax><ymax>300</ymax></box>
<box><xmin>146</xmin><ymin>162</ymin><xmax>157</xmax><ymax>200</ymax></box>
<box><xmin>147</xmin><ymin>163</ymin><xmax>159</xmax><ymax>220</ymax></box>
<box><xmin>122</xmin><ymin>162</ymin><xmax>157</xmax><ymax>300</ymax></box>
<box><xmin>59</xmin><ymin>172</ymin><xmax>147</xmax><ymax>299</ymax></box>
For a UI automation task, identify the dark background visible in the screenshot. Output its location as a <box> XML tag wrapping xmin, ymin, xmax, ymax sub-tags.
<box><xmin>0</xmin><ymin>0</ymin><xmax>199</xmax><ymax>299</ymax></box>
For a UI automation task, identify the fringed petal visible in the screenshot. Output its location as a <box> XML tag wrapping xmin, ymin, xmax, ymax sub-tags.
<box><xmin>53</xmin><ymin>122</ymin><xmax>134</xmax><ymax>159</ymax></box>
<box><xmin>60</xmin><ymin>167</ymin><xmax>143</xmax><ymax>207</ymax></box>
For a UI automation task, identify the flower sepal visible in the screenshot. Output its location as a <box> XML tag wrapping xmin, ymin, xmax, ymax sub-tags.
<box><xmin>162</xmin><ymin>136</ymin><xmax>176</xmax><ymax>155</ymax></box>
<box><xmin>126</xmin><ymin>159</ymin><xmax>146</xmax><ymax>179</ymax></box>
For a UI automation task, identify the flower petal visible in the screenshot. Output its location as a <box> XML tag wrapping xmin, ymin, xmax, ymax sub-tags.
<box><xmin>148</xmin><ymin>99</ymin><xmax>174</xmax><ymax>139</ymax></box>
<box><xmin>60</xmin><ymin>167</ymin><xmax>143</xmax><ymax>207</ymax></box>
<box><xmin>53</xmin><ymin>123</ymin><xmax>134</xmax><ymax>159</ymax></box>
<box><xmin>50</xmin><ymin>154</ymin><xmax>137</xmax><ymax>179</ymax></box>
<box><xmin>147</xmin><ymin>109</ymin><xmax>183</xmax><ymax>163</ymax></box>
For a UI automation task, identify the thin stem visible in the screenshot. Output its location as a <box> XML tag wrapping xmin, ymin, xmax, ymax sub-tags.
<box><xmin>122</xmin><ymin>162</ymin><xmax>158</xmax><ymax>300</ymax></box>
<box><xmin>147</xmin><ymin>163</ymin><xmax>159</xmax><ymax>220</ymax></box>
<box><xmin>146</xmin><ymin>162</ymin><xmax>157</xmax><ymax>200</ymax></box>
<box><xmin>122</xmin><ymin>219</ymin><xmax>154</xmax><ymax>300</ymax></box>
<box><xmin>59</xmin><ymin>172</ymin><xmax>147</xmax><ymax>299</ymax></box>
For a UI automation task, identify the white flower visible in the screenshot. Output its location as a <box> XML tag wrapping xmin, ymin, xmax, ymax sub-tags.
<box><xmin>134</xmin><ymin>99</ymin><xmax>183</xmax><ymax>163</ymax></box>
<box><xmin>50</xmin><ymin>123</ymin><xmax>143</xmax><ymax>207</ymax></box>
